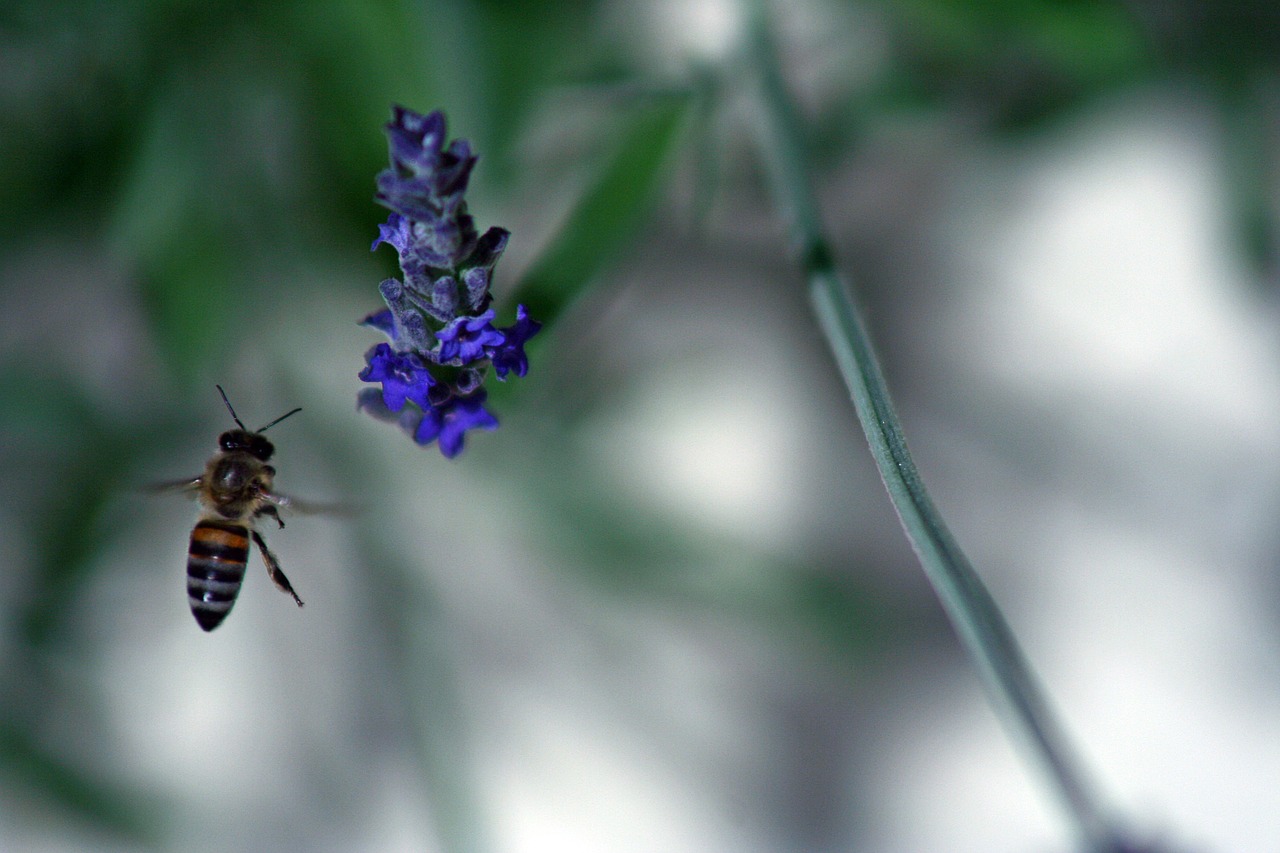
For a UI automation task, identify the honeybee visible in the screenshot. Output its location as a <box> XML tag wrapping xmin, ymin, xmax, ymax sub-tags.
<box><xmin>157</xmin><ymin>386</ymin><xmax>308</xmax><ymax>631</ymax></box>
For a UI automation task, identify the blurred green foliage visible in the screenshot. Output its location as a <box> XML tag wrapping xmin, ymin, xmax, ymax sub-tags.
<box><xmin>881</xmin><ymin>0</ymin><xmax>1150</xmax><ymax>130</ymax></box>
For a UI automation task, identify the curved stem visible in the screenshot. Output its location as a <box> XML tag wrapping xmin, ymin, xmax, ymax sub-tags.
<box><xmin>742</xmin><ymin>3</ymin><xmax>1129</xmax><ymax>850</ymax></box>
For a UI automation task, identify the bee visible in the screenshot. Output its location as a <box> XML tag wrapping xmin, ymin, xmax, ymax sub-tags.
<box><xmin>159</xmin><ymin>386</ymin><xmax>308</xmax><ymax>631</ymax></box>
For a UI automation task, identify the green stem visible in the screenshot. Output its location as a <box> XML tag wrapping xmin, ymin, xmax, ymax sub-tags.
<box><xmin>743</xmin><ymin>4</ymin><xmax>1128</xmax><ymax>851</ymax></box>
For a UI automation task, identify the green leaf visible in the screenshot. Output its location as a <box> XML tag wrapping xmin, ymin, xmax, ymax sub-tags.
<box><xmin>134</xmin><ymin>224</ymin><xmax>235</xmax><ymax>383</ymax></box>
<box><xmin>0</xmin><ymin>717</ymin><xmax>160</xmax><ymax>842</ymax></box>
<box><xmin>20</xmin><ymin>450</ymin><xmax>136</xmax><ymax>648</ymax></box>
<box><xmin>511</xmin><ymin>92</ymin><xmax>692</xmax><ymax>324</ymax></box>
<box><xmin>0</xmin><ymin>368</ymin><xmax>139</xmax><ymax>646</ymax></box>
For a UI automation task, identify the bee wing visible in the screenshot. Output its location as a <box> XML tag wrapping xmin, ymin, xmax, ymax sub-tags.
<box><xmin>260</xmin><ymin>490</ymin><xmax>356</xmax><ymax>517</ymax></box>
<box><xmin>143</xmin><ymin>477</ymin><xmax>203</xmax><ymax>496</ymax></box>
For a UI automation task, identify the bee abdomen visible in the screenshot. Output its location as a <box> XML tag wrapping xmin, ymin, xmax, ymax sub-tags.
<box><xmin>187</xmin><ymin>520</ymin><xmax>249</xmax><ymax>632</ymax></box>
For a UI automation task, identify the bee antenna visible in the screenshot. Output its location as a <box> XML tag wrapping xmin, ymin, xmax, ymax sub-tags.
<box><xmin>257</xmin><ymin>406</ymin><xmax>302</xmax><ymax>433</ymax></box>
<box><xmin>216</xmin><ymin>385</ymin><xmax>248</xmax><ymax>431</ymax></box>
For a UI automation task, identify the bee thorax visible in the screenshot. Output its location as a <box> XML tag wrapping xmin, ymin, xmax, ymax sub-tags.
<box><xmin>212</xmin><ymin>457</ymin><xmax>251</xmax><ymax>491</ymax></box>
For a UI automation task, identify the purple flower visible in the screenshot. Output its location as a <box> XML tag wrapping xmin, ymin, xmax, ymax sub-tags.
<box><xmin>358</xmin><ymin>105</ymin><xmax>541</xmax><ymax>458</ymax></box>
<box><xmin>361</xmin><ymin>308</ymin><xmax>396</xmax><ymax>339</ymax></box>
<box><xmin>436</xmin><ymin>310</ymin><xmax>505</xmax><ymax>365</ymax></box>
<box><xmin>490</xmin><ymin>304</ymin><xmax>542</xmax><ymax>379</ymax></box>
<box><xmin>358</xmin><ymin>343</ymin><xmax>435</xmax><ymax>411</ymax></box>
<box><xmin>375</xmin><ymin>214</ymin><xmax>474</xmax><ymax>290</ymax></box>
<box><xmin>410</xmin><ymin>393</ymin><xmax>499</xmax><ymax>458</ymax></box>
<box><xmin>464</xmin><ymin>226</ymin><xmax>510</xmax><ymax>273</ymax></box>
<box><xmin>385</xmin><ymin>107</ymin><xmax>447</xmax><ymax>172</ymax></box>
<box><xmin>371</xmin><ymin>212</ymin><xmax>413</xmax><ymax>254</ymax></box>
<box><xmin>376</xmin><ymin>107</ymin><xmax>477</xmax><ymax>229</ymax></box>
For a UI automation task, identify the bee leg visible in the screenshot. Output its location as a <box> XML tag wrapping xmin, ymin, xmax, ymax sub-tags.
<box><xmin>250</xmin><ymin>529</ymin><xmax>304</xmax><ymax>608</ymax></box>
<box><xmin>257</xmin><ymin>504</ymin><xmax>285</xmax><ymax>529</ymax></box>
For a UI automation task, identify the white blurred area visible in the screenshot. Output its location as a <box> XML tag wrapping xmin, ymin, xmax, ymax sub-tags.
<box><xmin>864</xmin><ymin>99</ymin><xmax>1280</xmax><ymax>851</ymax></box>
<box><xmin>13</xmin><ymin>26</ymin><xmax>1280</xmax><ymax>853</ymax></box>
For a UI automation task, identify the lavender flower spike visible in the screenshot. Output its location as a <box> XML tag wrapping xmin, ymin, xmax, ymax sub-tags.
<box><xmin>358</xmin><ymin>105</ymin><xmax>541</xmax><ymax>457</ymax></box>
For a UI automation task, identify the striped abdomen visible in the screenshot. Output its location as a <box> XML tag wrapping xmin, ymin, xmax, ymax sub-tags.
<box><xmin>187</xmin><ymin>519</ymin><xmax>249</xmax><ymax>631</ymax></box>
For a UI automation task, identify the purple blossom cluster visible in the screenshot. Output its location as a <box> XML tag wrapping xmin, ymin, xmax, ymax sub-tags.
<box><xmin>358</xmin><ymin>106</ymin><xmax>540</xmax><ymax>457</ymax></box>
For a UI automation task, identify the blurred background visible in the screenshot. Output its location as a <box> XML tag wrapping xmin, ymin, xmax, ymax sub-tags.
<box><xmin>4</xmin><ymin>0</ymin><xmax>1280</xmax><ymax>851</ymax></box>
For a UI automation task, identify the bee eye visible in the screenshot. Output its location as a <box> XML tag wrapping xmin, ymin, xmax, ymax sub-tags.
<box><xmin>263</xmin><ymin>465</ymin><xmax>276</xmax><ymax>477</ymax></box>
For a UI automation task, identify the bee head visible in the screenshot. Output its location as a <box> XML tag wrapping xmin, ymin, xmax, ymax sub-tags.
<box><xmin>218</xmin><ymin>429</ymin><xmax>275</xmax><ymax>461</ymax></box>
